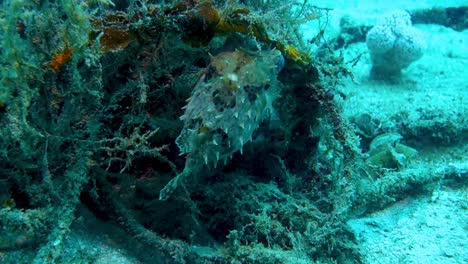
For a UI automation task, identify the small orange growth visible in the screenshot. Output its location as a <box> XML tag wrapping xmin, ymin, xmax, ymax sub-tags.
<box><xmin>50</xmin><ymin>47</ymin><xmax>74</xmax><ymax>72</ymax></box>
<box><xmin>285</xmin><ymin>45</ymin><xmax>302</xmax><ymax>61</ymax></box>
<box><xmin>275</xmin><ymin>42</ymin><xmax>310</xmax><ymax>65</ymax></box>
<box><xmin>193</xmin><ymin>1</ymin><xmax>220</xmax><ymax>24</ymax></box>
<box><xmin>99</xmin><ymin>27</ymin><xmax>134</xmax><ymax>53</ymax></box>
<box><xmin>89</xmin><ymin>11</ymin><xmax>136</xmax><ymax>53</ymax></box>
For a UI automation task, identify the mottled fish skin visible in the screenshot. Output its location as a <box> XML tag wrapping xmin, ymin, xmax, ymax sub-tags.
<box><xmin>159</xmin><ymin>49</ymin><xmax>282</xmax><ymax>200</ymax></box>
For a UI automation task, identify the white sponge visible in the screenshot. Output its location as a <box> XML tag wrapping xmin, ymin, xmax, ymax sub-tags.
<box><xmin>366</xmin><ymin>10</ymin><xmax>426</xmax><ymax>78</ymax></box>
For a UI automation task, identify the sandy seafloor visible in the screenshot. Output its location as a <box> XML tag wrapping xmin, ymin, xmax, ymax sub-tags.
<box><xmin>301</xmin><ymin>1</ymin><xmax>467</xmax><ymax>263</ymax></box>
